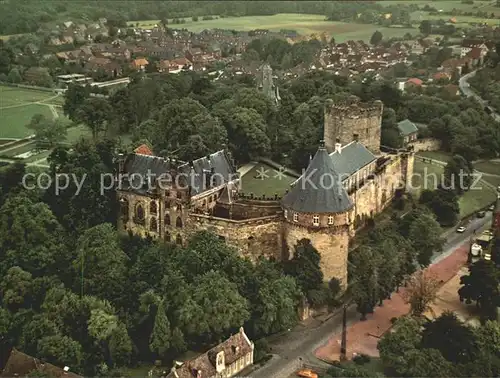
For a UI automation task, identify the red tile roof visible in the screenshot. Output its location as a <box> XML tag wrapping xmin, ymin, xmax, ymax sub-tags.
<box><xmin>134</xmin><ymin>144</ymin><xmax>153</xmax><ymax>156</ymax></box>
<box><xmin>406</xmin><ymin>78</ymin><xmax>423</xmax><ymax>86</ymax></box>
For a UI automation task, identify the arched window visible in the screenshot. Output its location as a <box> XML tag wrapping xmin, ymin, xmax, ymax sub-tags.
<box><xmin>150</xmin><ymin>201</ymin><xmax>157</xmax><ymax>214</ymax></box>
<box><xmin>120</xmin><ymin>198</ymin><xmax>129</xmax><ymax>220</ymax></box>
<box><xmin>164</xmin><ymin>214</ymin><xmax>170</xmax><ymax>226</ymax></box>
<box><xmin>293</xmin><ymin>213</ymin><xmax>298</xmax><ymax>222</ymax></box>
<box><xmin>135</xmin><ymin>203</ymin><xmax>145</xmax><ymax>224</ymax></box>
<box><xmin>328</xmin><ymin>216</ymin><xmax>334</xmax><ymax>225</ymax></box>
<box><xmin>165</xmin><ymin>200</ymin><xmax>170</xmax><ymax>209</ymax></box>
<box><xmin>176</xmin><ymin>217</ymin><xmax>183</xmax><ymax>228</ymax></box>
<box><xmin>150</xmin><ymin>217</ymin><xmax>157</xmax><ymax>231</ymax></box>
<box><xmin>164</xmin><ymin>231</ymin><xmax>171</xmax><ymax>242</ymax></box>
<box><xmin>176</xmin><ymin>234</ymin><xmax>182</xmax><ymax>245</ymax></box>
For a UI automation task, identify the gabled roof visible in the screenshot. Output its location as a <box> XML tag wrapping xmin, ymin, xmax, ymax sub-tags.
<box><xmin>134</xmin><ymin>144</ymin><xmax>153</xmax><ymax>156</ymax></box>
<box><xmin>282</xmin><ymin>142</ymin><xmax>353</xmax><ymax>214</ymax></box>
<box><xmin>167</xmin><ymin>327</ymin><xmax>253</xmax><ymax>378</ymax></box>
<box><xmin>329</xmin><ymin>141</ymin><xmax>377</xmax><ymax>179</ymax></box>
<box><xmin>397</xmin><ymin>119</ymin><xmax>418</xmax><ymax>136</ymax></box>
<box><xmin>1</xmin><ymin>349</ymin><xmax>82</xmax><ymax>378</ymax></box>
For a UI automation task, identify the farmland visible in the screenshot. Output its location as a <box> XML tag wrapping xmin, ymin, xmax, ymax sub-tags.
<box><xmin>135</xmin><ymin>13</ymin><xmax>416</xmax><ymax>42</ymax></box>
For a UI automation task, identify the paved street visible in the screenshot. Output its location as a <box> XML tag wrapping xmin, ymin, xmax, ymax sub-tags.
<box><xmin>459</xmin><ymin>70</ymin><xmax>500</xmax><ymax>121</ymax></box>
<box><xmin>248</xmin><ymin>212</ymin><xmax>493</xmax><ymax>378</ymax></box>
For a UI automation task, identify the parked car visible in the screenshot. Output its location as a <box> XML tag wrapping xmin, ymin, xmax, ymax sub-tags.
<box><xmin>477</xmin><ymin>211</ymin><xmax>486</xmax><ymax>218</ymax></box>
<box><xmin>297</xmin><ymin>369</ymin><xmax>318</xmax><ymax>378</ymax></box>
<box><xmin>456</xmin><ymin>226</ymin><xmax>466</xmax><ymax>233</ymax></box>
<box><xmin>489</xmin><ymin>204</ymin><xmax>495</xmax><ymax>211</ymax></box>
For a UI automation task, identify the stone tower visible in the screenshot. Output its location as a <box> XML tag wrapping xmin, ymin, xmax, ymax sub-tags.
<box><xmin>281</xmin><ymin>141</ymin><xmax>354</xmax><ymax>289</ymax></box>
<box><xmin>324</xmin><ymin>96</ymin><xmax>383</xmax><ymax>155</ymax></box>
<box><xmin>257</xmin><ymin>63</ymin><xmax>279</xmax><ymax>105</ymax></box>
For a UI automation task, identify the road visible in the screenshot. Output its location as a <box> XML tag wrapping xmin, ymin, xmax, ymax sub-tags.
<box><xmin>459</xmin><ymin>70</ymin><xmax>500</xmax><ymax>121</ymax></box>
<box><xmin>248</xmin><ymin>212</ymin><xmax>493</xmax><ymax>378</ymax></box>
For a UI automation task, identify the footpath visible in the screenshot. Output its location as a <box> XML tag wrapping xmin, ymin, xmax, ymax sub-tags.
<box><xmin>315</xmin><ymin>241</ymin><xmax>471</xmax><ymax>361</ymax></box>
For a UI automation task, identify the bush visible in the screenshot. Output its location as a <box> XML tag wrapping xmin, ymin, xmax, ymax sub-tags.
<box><xmin>253</xmin><ymin>339</ymin><xmax>270</xmax><ymax>363</ymax></box>
<box><xmin>353</xmin><ymin>353</ymin><xmax>371</xmax><ymax>365</ymax></box>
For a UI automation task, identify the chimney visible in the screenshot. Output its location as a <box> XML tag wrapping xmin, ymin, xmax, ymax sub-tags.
<box><xmin>335</xmin><ymin>138</ymin><xmax>342</xmax><ymax>153</ymax></box>
<box><xmin>353</xmin><ymin>133</ymin><xmax>359</xmax><ymax>142</ymax></box>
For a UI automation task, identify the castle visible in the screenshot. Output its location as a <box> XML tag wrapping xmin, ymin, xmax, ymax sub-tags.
<box><xmin>116</xmin><ymin>96</ymin><xmax>414</xmax><ymax>288</ymax></box>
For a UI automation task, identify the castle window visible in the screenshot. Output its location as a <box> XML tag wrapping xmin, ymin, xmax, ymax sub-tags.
<box><xmin>165</xmin><ymin>200</ymin><xmax>170</xmax><ymax>209</ymax></box>
<box><xmin>164</xmin><ymin>232</ymin><xmax>171</xmax><ymax>242</ymax></box>
<box><xmin>150</xmin><ymin>201</ymin><xmax>157</xmax><ymax>214</ymax></box>
<box><xmin>120</xmin><ymin>198</ymin><xmax>129</xmax><ymax>220</ymax></box>
<box><xmin>176</xmin><ymin>217</ymin><xmax>183</xmax><ymax>228</ymax></box>
<box><xmin>177</xmin><ymin>191</ymin><xmax>182</xmax><ymax>199</ymax></box>
<box><xmin>176</xmin><ymin>234</ymin><xmax>182</xmax><ymax>245</ymax></box>
<box><xmin>165</xmin><ymin>190</ymin><xmax>170</xmax><ymax>197</ymax></box>
<box><xmin>293</xmin><ymin>213</ymin><xmax>298</xmax><ymax>222</ymax></box>
<box><xmin>150</xmin><ymin>217</ymin><xmax>157</xmax><ymax>231</ymax></box>
<box><xmin>284</xmin><ymin>209</ymin><xmax>288</xmax><ymax>219</ymax></box>
<box><xmin>134</xmin><ymin>203</ymin><xmax>145</xmax><ymax>224</ymax></box>
<box><xmin>313</xmin><ymin>216</ymin><xmax>319</xmax><ymax>226</ymax></box>
<box><xmin>328</xmin><ymin>216</ymin><xmax>334</xmax><ymax>225</ymax></box>
<box><xmin>164</xmin><ymin>214</ymin><xmax>170</xmax><ymax>225</ymax></box>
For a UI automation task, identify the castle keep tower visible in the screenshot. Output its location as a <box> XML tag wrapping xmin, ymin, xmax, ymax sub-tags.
<box><xmin>281</xmin><ymin>141</ymin><xmax>353</xmax><ymax>288</ymax></box>
<box><xmin>257</xmin><ymin>63</ymin><xmax>280</xmax><ymax>105</ymax></box>
<box><xmin>324</xmin><ymin>96</ymin><xmax>383</xmax><ymax>155</ymax></box>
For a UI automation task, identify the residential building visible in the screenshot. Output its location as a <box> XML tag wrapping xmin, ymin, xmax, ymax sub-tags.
<box><xmin>397</xmin><ymin>119</ymin><xmax>419</xmax><ymax>146</ymax></box>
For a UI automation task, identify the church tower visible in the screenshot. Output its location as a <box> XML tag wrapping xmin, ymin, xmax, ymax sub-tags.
<box><xmin>257</xmin><ymin>63</ymin><xmax>279</xmax><ymax>105</ymax></box>
<box><xmin>281</xmin><ymin>141</ymin><xmax>353</xmax><ymax>289</ymax></box>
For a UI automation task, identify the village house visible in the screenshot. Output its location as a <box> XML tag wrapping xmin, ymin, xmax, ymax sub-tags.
<box><xmin>460</xmin><ymin>38</ymin><xmax>488</xmax><ymax>58</ymax></box>
<box><xmin>166</xmin><ymin>327</ymin><xmax>254</xmax><ymax>378</ymax></box>
<box><xmin>397</xmin><ymin>119</ymin><xmax>419</xmax><ymax>147</ymax></box>
<box><xmin>131</xmin><ymin>58</ymin><xmax>149</xmax><ymax>71</ymax></box>
<box><xmin>1</xmin><ymin>348</ymin><xmax>82</xmax><ymax>378</ymax></box>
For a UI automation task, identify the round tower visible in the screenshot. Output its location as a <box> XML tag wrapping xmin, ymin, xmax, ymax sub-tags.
<box><xmin>281</xmin><ymin>141</ymin><xmax>353</xmax><ymax>289</ymax></box>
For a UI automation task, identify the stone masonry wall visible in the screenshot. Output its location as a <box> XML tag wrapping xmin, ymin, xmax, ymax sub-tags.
<box><xmin>283</xmin><ymin>222</ymin><xmax>350</xmax><ymax>289</ymax></box>
<box><xmin>324</xmin><ymin>99</ymin><xmax>383</xmax><ymax>155</ymax></box>
<box><xmin>186</xmin><ymin>214</ymin><xmax>283</xmax><ymax>261</ymax></box>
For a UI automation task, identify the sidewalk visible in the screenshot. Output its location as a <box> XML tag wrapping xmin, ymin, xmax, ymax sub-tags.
<box><xmin>314</xmin><ymin>242</ymin><xmax>470</xmax><ymax>361</ymax></box>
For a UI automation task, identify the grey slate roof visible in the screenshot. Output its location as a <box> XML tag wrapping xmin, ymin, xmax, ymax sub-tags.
<box><xmin>397</xmin><ymin>119</ymin><xmax>418</xmax><ymax>136</ymax></box>
<box><xmin>282</xmin><ymin>144</ymin><xmax>353</xmax><ymax>214</ymax></box>
<box><xmin>121</xmin><ymin>150</ymin><xmax>237</xmax><ymax>196</ymax></box>
<box><xmin>329</xmin><ymin>141</ymin><xmax>376</xmax><ymax>180</ymax></box>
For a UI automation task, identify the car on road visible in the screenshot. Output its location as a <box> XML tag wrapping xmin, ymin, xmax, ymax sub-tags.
<box><xmin>490</xmin><ymin>204</ymin><xmax>496</xmax><ymax>211</ymax></box>
<box><xmin>296</xmin><ymin>369</ymin><xmax>318</xmax><ymax>378</ymax></box>
<box><xmin>456</xmin><ymin>226</ymin><xmax>466</xmax><ymax>233</ymax></box>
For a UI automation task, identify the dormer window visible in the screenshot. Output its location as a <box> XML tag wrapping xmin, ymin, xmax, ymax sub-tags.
<box><xmin>313</xmin><ymin>216</ymin><xmax>319</xmax><ymax>226</ymax></box>
<box><xmin>293</xmin><ymin>213</ymin><xmax>298</xmax><ymax>222</ymax></box>
<box><xmin>328</xmin><ymin>216</ymin><xmax>334</xmax><ymax>225</ymax></box>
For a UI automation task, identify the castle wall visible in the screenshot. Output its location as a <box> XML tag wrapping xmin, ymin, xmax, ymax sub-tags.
<box><xmin>225</xmin><ymin>200</ymin><xmax>282</xmax><ymax>220</ymax></box>
<box><xmin>351</xmin><ymin>153</ymin><xmax>414</xmax><ymax>228</ymax></box>
<box><xmin>324</xmin><ymin>98</ymin><xmax>383</xmax><ymax>155</ymax></box>
<box><xmin>408</xmin><ymin>137</ymin><xmax>442</xmax><ymax>152</ymax></box>
<box><xmin>186</xmin><ymin>214</ymin><xmax>283</xmax><ymax>261</ymax></box>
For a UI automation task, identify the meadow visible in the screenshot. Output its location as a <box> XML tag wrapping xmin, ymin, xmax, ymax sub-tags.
<box><xmin>135</xmin><ymin>13</ymin><xmax>416</xmax><ymax>42</ymax></box>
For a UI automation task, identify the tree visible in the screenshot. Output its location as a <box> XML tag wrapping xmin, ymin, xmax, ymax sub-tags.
<box><xmin>420</xmin><ymin>20</ymin><xmax>432</xmax><ymax>36</ymax></box>
<box><xmin>76</xmin><ymin>97</ymin><xmax>112</xmax><ymax>140</ymax></box>
<box><xmin>421</xmin><ymin>311</ymin><xmax>480</xmax><ymax>364</ymax></box>
<box><xmin>350</xmin><ymin>246</ymin><xmax>381</xmax><ymax>320</ymax></box>
<box><xmin>407</xmin><ymin>210</ymin><xmax>444</xmax><ymax>266</ymax></box>
<box><xmin>419</xmin><ymin>188</ymin><xmax>460</xmax><ymax>227</ymax></box>
<box><xmin>19</xmin><ymin>313</ymin><xmax>59</xmax><ymax>356</ymax></box>
<box><xmin>73</xmin><ymin>224</ymin><xmax>128</xmax><ymax>305</ymax></box>
<box><xmin>284</xmin><ymin>239</ymin><xmax>324</xmax><ymax>306</ymax></box>
<box><xmin>444</xmin><ymin>155</ymin><xmax>473</xmax><ymax>194</ymax></box>
<box><xmin>108</xmin><ymin>323</ymin><xmax>133</xmax><ymax>367</ymax></box>
<box><xmin>26</xmin><ymin>114</ymin><xmax>67</xmax><ymax>150</ymax></box>
<box><xmin>0</xmin><ymin>193</ymin><xmax>66</xmax><ymax>277</ymax></box>
<box><xmin>370</xmin><ymin>30</ymin><xmax>383</xmax><ymax>46</ymax></box>
<box><xmin>63</xmin><ymin>84</ymin><xmax>89</xmax><ymax>123</ymax></box>
<box><xmin>0</xmin><ymin>266</ymin><xmax>32</xmax><ymax>310</ymax></box>
<box><xmin>178</xmin><ymin>271</ymin><xmax>249</xmax><ymax>341</ymax></box>
<box><xmin>37</xmin><ymin>335</ymin><xmax>83</xmax><ymax>370</ymax></box>
<box><xmin>402</xmin><ymin>270</ymin><xmax>440</xmax><ymax>317</ymax></box>
<box><xmin>0</xmin><ymin>162</ymin><xmax>26</xmax><ymax>206</ymax></box>
<box><xmin>7</xmin><ymin>67</ymin><xmax>21</xmax><ymax>83</ymax></box>
<box><xmin>458</xmin><ymin>259</ymin><xmax>500</xmax><ymax>321</ymax></box>
<box><xmin>149</xmin><ymin>300</ymin><xmax>171</xmax><ymax>358</ymax></box>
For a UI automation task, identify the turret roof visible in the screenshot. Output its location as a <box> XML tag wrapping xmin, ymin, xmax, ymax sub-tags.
<box><xmin>282</xmin><ymin>141</ymin><xmax>353</xmax><ymax>214</ymax></box>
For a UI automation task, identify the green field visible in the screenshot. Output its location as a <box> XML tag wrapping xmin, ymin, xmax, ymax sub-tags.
<box><xmin>240</xmin><ymin>163</ymin><xmax>297</xmax><ymax>198</ymax></box>
<box><xmin>0</xmin><ymin>104</ymin><xmax>54</xmax><ymax>138</ymax></box>
<box><xmin>474</xmin><ymin>160</ymin><xmax>500</xmax><ymax>176</ymax></box>
<box><xmin>136</xmin><ymin>14</ymin><xmax>416</xmax><ymax>41</ymax></box>
<box><xmin>0</xmin><ymin>86</ymin><xmax>61</xmax><ymax>107</ymax></box>
<box><xmin>412</xmin><ymin>159</ymin><xmax>497</xmax><ymax>218</ymax></box>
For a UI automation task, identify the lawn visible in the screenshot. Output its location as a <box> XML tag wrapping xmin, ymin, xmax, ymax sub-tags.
<box><xmin>412</xmin><ymin>159</ymin><xmax>497</xmax><ymax>218</ymax></box>
<box><xmin>0</xmin><ymin>104</ymin><xmax>53</xmax><ymax>138</ymax></box>
<box><xmin>0</xmin><ymin>142</ymin><xmax>36</xmax><ymax>158</ymax></box>
<box><xmin>0</xmin><ymin>86</ymin><xmax>59</xmax><ymax>108</ymax></box>
<box><xmin>240</xmin><ymin>163</ymin><xmax>296</xmax><ymax>198</ymax></box>
<box><xmin>474</xmin><ymin>160</ymin><xmax>500</xmax><ymax>176</ymax></box>
<box><xmin>135</xmin><ymin>14</ymin><xmax>416</xmax><ymax>41</ymax></box>
<box><xmin>65</xmin><ymin>125</ymin><xmax>92</xmax><ymax>144</ymax></box>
